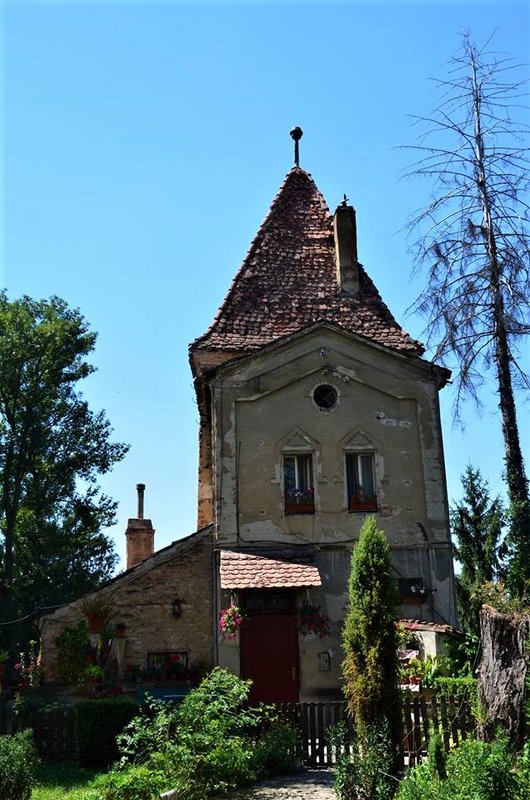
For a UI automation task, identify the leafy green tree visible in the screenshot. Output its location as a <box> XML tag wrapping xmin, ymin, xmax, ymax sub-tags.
<box><xmin>451</xmin><ymin>465</ymin><xmax>506</xmax><ymax>636</ymax></box>
<box><xmin>404</xmin><ymin>33</ymin><xmax>530</xmax><ymax>597</ymax></box>
<box><xmin>0</xmin><ymin>292</ymin><xmax>127</xmax><ymax>648</ymax></box>
<box><xmin>342</xmin><ymin>515</ymin><xmax>402</xmax><ymax>762</ymax></box>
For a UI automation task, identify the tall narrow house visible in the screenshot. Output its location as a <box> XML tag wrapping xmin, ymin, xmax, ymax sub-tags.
<box><xmin>189</xmin><ymin>140</ymin><xmax>457</xmax><ymax>704</ymax></box>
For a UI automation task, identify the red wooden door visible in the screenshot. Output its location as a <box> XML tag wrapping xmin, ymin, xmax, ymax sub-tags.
<box><xmin>240</xmin><ymin>612</ymin><xmax>299</xmax><ymax>704</ymax></box>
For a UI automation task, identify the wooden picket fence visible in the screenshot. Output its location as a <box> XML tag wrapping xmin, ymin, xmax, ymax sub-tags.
<box><xmin>278</xmin><ymin>694</ymin><xmax>474</xmax><ymax>768</ymax></box>
<box><xmin>0</xmin><ymin>693</ymin><xmax>473</xmax><ymax>766</ymax></box>
<box><xmin>0</xmin><ymin>703</ymin><xmax>76</xmax><ymax>762</ymax></box>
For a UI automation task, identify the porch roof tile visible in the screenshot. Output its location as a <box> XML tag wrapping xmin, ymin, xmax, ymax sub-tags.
<box><xmin>220</xmin><ymin>546</ymin><xmax>321</xmax><ymax>589</ymax></box>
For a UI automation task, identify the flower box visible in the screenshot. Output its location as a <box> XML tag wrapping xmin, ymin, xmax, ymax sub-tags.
<box><xmin>285</xmin><ymin>503</ymin><xmax>314</xmax><ymax>514</ymax></box>
<box><xmin>349</xmin><ymin>497</ymin><xmax>377</xmax><ymax>512</ymax></box>
<box><xmin>349</xmin><ymin>502</ymin><xmax>378</xmax><ymax>512</ymax></box>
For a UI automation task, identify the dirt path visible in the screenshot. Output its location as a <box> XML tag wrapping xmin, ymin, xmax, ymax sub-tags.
<box><xmin>231</xmin><ymin>769</ymin><xmax>335</xmax><ymax>799</ymax></box>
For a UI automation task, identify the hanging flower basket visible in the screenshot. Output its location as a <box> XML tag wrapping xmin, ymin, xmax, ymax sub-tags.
<box><xmin>298</xmin><ymin>602</ymin><xmax>331</xmax><ymax>639</ymax></box>
<box><xmin>218</xmin><ymin>605</ymin><xmax>245</xmax><ymax>640</ymax></box>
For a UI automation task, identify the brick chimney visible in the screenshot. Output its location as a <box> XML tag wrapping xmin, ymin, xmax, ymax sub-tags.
<box><xmin>333</xmin><ymin>198</ymin><xmax>359</xmax><ymax>294</ymax></box>
<box><xmin>125</xmin><ymin>483</ymin><xmax>155</xmax><ymax>569</ymax></box>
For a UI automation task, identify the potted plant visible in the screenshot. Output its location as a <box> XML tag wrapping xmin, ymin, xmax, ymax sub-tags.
<box><xmin>285</xmin><ymin>487</ymin><xmax>315</xmax><ymax>514</ymax></box>
<box><xmin>81</xmin><ymin>596</ymin><xmax>112</xmax><ymax>634</ymax></box>
<box><xmin>84</xmin><ymin>664</ymin><xmax>104</xmax><ymax>685</ymax></box>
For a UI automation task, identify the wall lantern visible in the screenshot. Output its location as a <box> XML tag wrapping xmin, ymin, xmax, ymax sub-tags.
<box><xmin>172</xmin><ymin>597</ymin><xmax>183</xmax><ymax>618</ymax></box>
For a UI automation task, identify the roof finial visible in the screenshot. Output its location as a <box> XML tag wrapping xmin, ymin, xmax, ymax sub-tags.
<box><xmin>290</xmin><ymin>126</ymin><xmax>303</xmax><ymax>167</ymax></box>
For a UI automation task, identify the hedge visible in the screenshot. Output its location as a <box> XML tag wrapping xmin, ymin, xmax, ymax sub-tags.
<box><xmin>75</xmin><ymin>697</ymin><xmax>139</xmax><ymax>768</ymax></box>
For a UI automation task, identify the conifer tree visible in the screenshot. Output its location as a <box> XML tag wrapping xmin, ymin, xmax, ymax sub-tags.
<box><xmin>451</xmin><ymin>465</ymin><xmax>506</xmax><ymax>636</ymax></box>
<box><xmin>342</xmin><ymin>516</ymin><xmax>402</xmax><ymax>757</ymax></box>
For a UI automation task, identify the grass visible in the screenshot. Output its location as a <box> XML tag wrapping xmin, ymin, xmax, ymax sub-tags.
<box><xmin>32</xmin><ymin>762</ymin><xmax>102</xmax><ymax>800</ymax></box>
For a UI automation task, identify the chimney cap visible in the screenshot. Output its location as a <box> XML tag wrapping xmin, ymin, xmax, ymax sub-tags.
<box><xmin>136</xmin><ymin>483</ymin><xmax>146</xmax><ymax>519</ymax></box>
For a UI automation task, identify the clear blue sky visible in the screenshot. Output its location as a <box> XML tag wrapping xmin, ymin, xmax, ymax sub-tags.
<box><xmin>2</xmin><ymin>1</ymin><xmax>529</xmax><ymax>568</ymax></box>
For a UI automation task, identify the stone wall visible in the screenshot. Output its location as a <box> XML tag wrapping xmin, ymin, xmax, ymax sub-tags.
<box><xmin>40</xmin><ymin>531</ymin><xmax>214</xmax><ymax>683</ymax></box>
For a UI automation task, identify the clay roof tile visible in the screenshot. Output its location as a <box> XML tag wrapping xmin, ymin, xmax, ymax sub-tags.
<box><xmin>220</xmin><ymin>546</ymin><xmax>321</xmax><ymax>589</ymax></box>
<box><xmin>191</xmin><ymin>167</ymin><xmax>423</xmax><ymax>357</ymax></box>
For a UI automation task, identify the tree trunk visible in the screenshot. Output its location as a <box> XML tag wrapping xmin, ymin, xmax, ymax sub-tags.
<box><xmin>477</xmin><ymin>604</ymin><xmax>530</xmax><ymax>749</ymax></box>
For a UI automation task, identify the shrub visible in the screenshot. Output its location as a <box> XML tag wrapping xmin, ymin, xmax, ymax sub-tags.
<box><xmin>515</xmin><ymin>741</ymin><xmax>530</xmax><ymax>800</ymax></box>
<box><xmin>396</xmin><ymin>734</ymin><xmax>521</xmax><ymax>800</ymax></box>
<box><xmin>395</xmin><ymin>762</ymin><xmax>437</xmax><ymax>800</ymax></box>
<box><xmin>55</xmin><ymin>620</ymin><xmax>89</xmax><ymax>683</ymax></box>
<box><xmin>252</xmin><ymin>720</ymin><xmax>300</xmax><ymax>778</ymax></box>
<box><xmin>444</xmin><ymin>736</ymin><xmax>518</xmax><ymax>799</ymax></box>
<box><xmin>0</xmin><ymin>730</ymin><xmax>39</xmax><ymax>800</ymax></box>
<box><xmin>102</xmin><ymin>668</ymin><xmax>299</xmax><ymax>799</ymax></box>
<box><xmin>75</xmin><ymin>697</ymin><xmax>139</xmax><ymax>767</ymax></box>
<box><xmin>91</xmin><ymin>763</ymin><xmax>167</xmax><ymax>800</ymax></box>
<box><xmin>431</xmin><ymin>675</ymin><xmax>476</xmax><ymax>699</ymax></box>
<box><xmin>331</xmin><ymin>720</ymin><xmax>398</xmax><ymax>800</ymax></box>
<box><xmin>115</xmin><ymin>697</ymin><xmax>177</xmax><ymax>766</ymax></box>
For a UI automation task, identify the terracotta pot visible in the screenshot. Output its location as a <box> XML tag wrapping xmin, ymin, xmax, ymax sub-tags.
<box><xmin>85</xmin><ymin>613</ymin><xmax>105</xmax><ymax>634</ymax></box>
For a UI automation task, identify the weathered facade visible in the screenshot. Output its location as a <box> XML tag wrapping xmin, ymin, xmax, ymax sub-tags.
<box><xmin>189</xmin><ymin>163</ymin><xmax>458</xmax><ymax>703</ymax></box>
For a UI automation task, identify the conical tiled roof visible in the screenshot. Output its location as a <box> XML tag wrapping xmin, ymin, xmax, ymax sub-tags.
<box><xmin>191</xmin><ymin>167</ymin><xmax>423</xmax><ymax>356</ymax></box>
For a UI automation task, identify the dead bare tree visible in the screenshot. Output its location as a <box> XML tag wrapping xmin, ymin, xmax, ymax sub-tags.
<box><xmin>404</xmin><ymin>32</ymin><xmax>530</xmax><ymax>597</ymax></box>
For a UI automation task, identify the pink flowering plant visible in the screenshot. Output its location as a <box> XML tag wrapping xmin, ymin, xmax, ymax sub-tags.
<box><xmin>298</xmin><ymin>602</ymin><xmax>331</xmax><ymax>639</ymax></box>
<box><xmin>285</xmin><ymin>487</ymin><xmax>314</xmax><ymax>505</ymax></box>
<box><xmin>219</xmin><ymin>605</ymin><xmax>245</xmax><ymax>640</ymax></box>
<box><xmin>14</xmin><ymin>639</ymin><xmax>42</xmax><ymax>686</ymax></box>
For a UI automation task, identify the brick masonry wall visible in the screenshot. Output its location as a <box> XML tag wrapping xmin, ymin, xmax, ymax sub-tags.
<box><xmin>40</xmin><ymin>533</ymin><xmax>214</xmax><ymax>683</ymax></box>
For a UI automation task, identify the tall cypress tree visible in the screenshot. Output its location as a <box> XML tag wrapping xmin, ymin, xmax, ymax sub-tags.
<box><xmin>342</xmin><ymin>515</ymin><xmax>402</xmax><ymax>757</ymax></box>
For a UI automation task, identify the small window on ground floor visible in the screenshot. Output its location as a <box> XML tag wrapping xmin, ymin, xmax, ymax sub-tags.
<box><xmin>284</xmin><ymin>453</ymin><xmax>314</xmax><ymax>514</ymax></box>
<box><xmin>146</xmin><ymin>651</ymin><xmax>189</xmax><ymax>679</ymax></box>
<box><xmin>346</xmin><ymin>452</ymin><xmax>377</xmax><ymax>511</ymax></box>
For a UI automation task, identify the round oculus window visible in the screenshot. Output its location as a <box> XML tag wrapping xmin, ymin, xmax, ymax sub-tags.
<box><xmin>313</xmin><ymin>384</ymin><xmax>338</xmax><ymax>410</ymax></box>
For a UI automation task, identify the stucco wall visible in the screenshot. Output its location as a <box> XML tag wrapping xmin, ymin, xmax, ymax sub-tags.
<box><xmin>209</xmin><ymin>326</ymin><xmax>457</xmax><ymax>699</ymax></box>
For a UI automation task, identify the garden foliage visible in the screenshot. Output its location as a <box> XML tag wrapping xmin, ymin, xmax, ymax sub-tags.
<box><xmin>395</xmin><ymin>734</ymin><xmax>530</xmax><ymax>800</ymax></box>
<box><xmin>92</xmin><ymin>667</ymin><xmax>299</xmax><ymax>800</ymax></box>
<box><xmin>0</xmin><ymin>729</ymin><xmax>39</xmax><ymax>800</ymax></box>
<box><xmin>55</xmin><ymin>621</ymin><xmax>90</xmax><ymax>684</ymax></box>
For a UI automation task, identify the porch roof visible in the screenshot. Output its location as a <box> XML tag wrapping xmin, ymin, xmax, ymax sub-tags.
<box><xmin>219</xmin><ymin>546</ymin><xmax>321</xmax><ymax>589</ymax></box>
